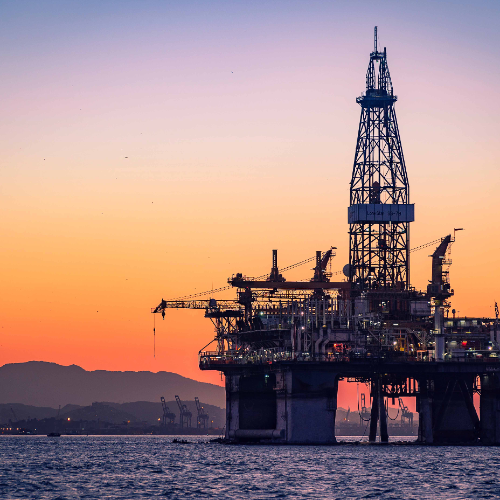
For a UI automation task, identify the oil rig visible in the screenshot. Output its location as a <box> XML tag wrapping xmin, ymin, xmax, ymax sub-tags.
<box><xmin>153</xmin><ymin>28</ymin><xmax>499</xmax><ymax>444</ymax></box>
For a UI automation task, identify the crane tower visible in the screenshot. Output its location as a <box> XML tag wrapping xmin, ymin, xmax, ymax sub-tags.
<box><xmin>349</xmin><ymin>26</ymin><xmax>414</xmax><ymax>292</ymax></box>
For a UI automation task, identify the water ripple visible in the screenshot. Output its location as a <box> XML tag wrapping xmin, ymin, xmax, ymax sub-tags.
<box><xmin>1</xmin><ymin>436</ymin><xmax>500</xmax><ymax>499</ymax></box>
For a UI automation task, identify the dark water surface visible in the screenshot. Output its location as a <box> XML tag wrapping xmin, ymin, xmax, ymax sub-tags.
<box><xmin>1</xmin><ymin>435</ymin><xmax>500</xmax><ymax>499</ymax></box>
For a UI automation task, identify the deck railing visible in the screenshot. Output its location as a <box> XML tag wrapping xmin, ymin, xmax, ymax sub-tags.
<box><xmin>198</xmin><ymin>350</ymin><xmax>499</xmax><ymax>367</ymax></box>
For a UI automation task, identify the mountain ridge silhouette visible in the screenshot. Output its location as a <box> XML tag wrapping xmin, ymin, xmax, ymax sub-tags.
<box><xmin>0</xmin><ymin>361</ymin><xmax>225</xmax><ymax>408</ymax></box>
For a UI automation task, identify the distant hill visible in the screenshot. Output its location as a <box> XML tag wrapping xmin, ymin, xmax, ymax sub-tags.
<box><xmin>0</xmin><ymin>400</ymin><xmax>226</xmax><ymax>428</ymax></box>
<box><xmin>0</xmin><ymin>403</ymin><xmax>60</xmax><ymax>423</ymax></box>
<box><xmin>0</xmin><ymin>362</ymin><xmax>225</xmax><ymax>409</ymax></box>
<box><xmin>61</xmin><ymin>402</ymin><xmax>140</xmax><ymax>425</ymax></box>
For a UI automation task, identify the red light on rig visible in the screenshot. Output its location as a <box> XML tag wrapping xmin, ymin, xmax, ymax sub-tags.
<box><xmin>462</xmin><ymin>341</ymin><xmax>467</xmax><ymax>347</ymax></box>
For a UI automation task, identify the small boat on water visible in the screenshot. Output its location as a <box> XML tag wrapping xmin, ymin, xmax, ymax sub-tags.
<box><xmin>47</xmin><ymin>432</ymin><xmax>61</xmax><ymax>437</ymax></box>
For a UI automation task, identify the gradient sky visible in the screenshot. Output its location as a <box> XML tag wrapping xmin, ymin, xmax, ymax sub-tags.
<box><xmin>1</xmin><ymin>0</ymin><xmax>499</xmax><ymax>404</ymax></box>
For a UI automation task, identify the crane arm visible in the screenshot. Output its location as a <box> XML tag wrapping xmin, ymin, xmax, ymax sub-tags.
<box><xmin>175</xmin><ymin>395</ymin><xmax>183</xmax><ymax>412</ymax></box>
<box><xmin>432</xmin><ymin>235</ymin><xmax>452</xmax><ymax>261</ymax></box>
<box><xmin>195</xmin><ymin>397</ymin><xmax>200</xmax><ymax>412</ymax></box>
<box><xmin>410</xmin><ymin>238</ymin><xmax>445</xmax><ymax>253</ymax></box>
<box><xmin>152</xmin><ymin>299</ymin><xmax>240</xmax><ymax>317</ymax></box>
<box><xmin>157</xmin><ymin>250</ymin><xmax>334</xmax><ymax>303</ymax></box>
<box><xmin>320</xmin><ymin>247</ymin><xmax>336</xmax><ymax>270</ymax></box>
<box><xmin>161</xmin><ymin>396</ymin><xmax>167</xmax><ymax>411</ymax></box>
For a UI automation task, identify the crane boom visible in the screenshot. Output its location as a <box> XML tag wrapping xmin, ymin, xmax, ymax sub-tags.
<box><xmin>410</xmin><ymin>238</ymin><xmax>445</xmax><ymax>253</ymax></box>
<box><xmin>194</xmin><ymin>396</ymin><xmax>202</xmax><ymax>413</ymax></box>
<box><xmin>155</xmin><ymin>250</ymin><xmax>333</xmax><ymax>303</ymax></box>
<box><xmin>152</xmin><ymin>299</ymin><xmax>238</xmax><ymax>313</ymax></box>
<box><xmin>175</xmin><ymin>395</ymin><xmax>183</xmax><ymax>413</ymax></box>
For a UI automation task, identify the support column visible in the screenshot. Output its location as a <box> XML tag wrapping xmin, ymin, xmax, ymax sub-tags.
<box><xmin>287</xmin><ymin>369</ymin><xmax>338</xmax><ymax>444</ymax></box>
<box><xmin>432</xmin><ymin>375</ymin><xmax>478</xmax><ymax>443</ymax></box>
<box><xmin>480</xmin><ymin>373</ymin><xmax>500</xmax><ymax>444</ymax></box>
<box><xmin>368</xmin><ymin>378</ymin><xmax>388</xmax><ymax>443</ymax></box>
<box><xmin>379</xmin><ymin>382</ymin><xmax>388</xmax><ymax>443</ymax></box>
<box><xmin>369</xmin><ymin>380</ymin><xmax>379</xmax><ymax>442</ymax></box>
<box><xmin>418</xmin><ymin>378</ymin><xmax>433</xmax><ymax>444</ymax></box>
<box><xmin>225</xmin><ymin>374</ymin><xmax>239</xmax><ymax>440</ymax></box>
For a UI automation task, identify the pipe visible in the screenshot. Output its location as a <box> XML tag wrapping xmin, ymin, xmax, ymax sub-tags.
<box><xmin>314</xmin><ymin>328</ymin><xmax>324</xmax><ymax>357</ymax></box>
<box><xmin>435</xmin><ymin>304</ymin><xmax>445</xmax><ymax>361</ymax></box>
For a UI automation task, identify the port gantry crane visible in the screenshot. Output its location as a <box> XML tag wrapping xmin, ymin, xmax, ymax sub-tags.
<box><xmin>175</xmin><ymin>395</ymin><xmax>192</xmax><ymax>429</ymax></box>
<box><xmin>160</xmin><ymin>397</ymin><xmax>176</xmax><ymax>426</ymax></box>
<box><xmin>398</xmin><ymin>398</ymin><xmax>413</xmax><ymax>426</ymax></box>
<box><xmin>194</xmin><ymin>397</ymin><xmax>209</xmax><ymax>429</ymax></box>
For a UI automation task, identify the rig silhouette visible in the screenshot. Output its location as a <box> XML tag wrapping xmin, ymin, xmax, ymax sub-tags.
<box><xmin>153</xmin><ymin>28</ymin><xmax>499</xmax><ymax>444</ymax></box>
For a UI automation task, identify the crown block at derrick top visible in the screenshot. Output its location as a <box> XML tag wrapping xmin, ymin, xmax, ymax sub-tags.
<box><xmin>348</xmin><ymin>204</ymin><xmax>415</xmax><ymax>223</ymax></box>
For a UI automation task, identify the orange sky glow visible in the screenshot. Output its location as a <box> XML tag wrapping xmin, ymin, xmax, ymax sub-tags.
<box><xmin>1</xmin><ymin>2</ymin><xmax>499</xmax><ymax>411</ymax></box>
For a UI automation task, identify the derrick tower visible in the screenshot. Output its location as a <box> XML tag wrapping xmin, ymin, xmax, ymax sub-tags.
<box><xmin>348</xmin><ymin>27</ymin><xmax>414</xmax><ymax>291</ymax></box>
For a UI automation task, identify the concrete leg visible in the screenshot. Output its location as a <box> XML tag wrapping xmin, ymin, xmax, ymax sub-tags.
<box><xmin>419</xmin><ymin>397</ymin><xmax>433</xmax><ymax>444</ymax></box>
<box><xmin>418</xmin><ymin>380</ymin><xmax>433</xmax><ymax>444</ymax></box>
<box><xmin>225</xmin><ymin>374</ymin><xmax>239</xmax><ymax>440</ymax></box>
<box><xmin>432</xmin><ymin>375</ymin><xmax>478</xmax><ymax>443</ymax></box>
<box><xmin>369</xmin><ymin>381</ymin><xmax>379</xmax><ymax>443</ymax></box>
<box><xmin>480</xmin><ymin>374</ymin><xmax>500</xmax><ymax>444</ymax></box>
<box><xmin>229</xmin><ymin>368</ymin><xmax>339</xmax><ymax>444</ymax></box>
<box><xmin>287</xmin><ymin>369</ymin><xmax>338</xmax><ymax>444</ymax></box>
<box><xmin>458</xmin><ymin>379</ymin><xmax>480</xmax><ymax>435</ymax></box>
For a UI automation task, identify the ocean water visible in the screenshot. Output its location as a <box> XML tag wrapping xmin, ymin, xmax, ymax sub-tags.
<box><xmin>1</xmin><ymin>436</ymin><xmax>500</xmax><ymax>499</ymax></box>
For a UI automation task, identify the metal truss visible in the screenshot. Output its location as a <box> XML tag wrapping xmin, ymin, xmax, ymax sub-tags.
<box><xmin>349</xmin><ymin>30</ymin><xmax>411</xmax><ymax>291</ymax></box>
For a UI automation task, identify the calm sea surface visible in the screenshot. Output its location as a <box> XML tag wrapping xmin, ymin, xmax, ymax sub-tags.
<box><xmin>1</xmin><ymin>435</ymin><xmax>500</xmax><ymax>499</ymax></box>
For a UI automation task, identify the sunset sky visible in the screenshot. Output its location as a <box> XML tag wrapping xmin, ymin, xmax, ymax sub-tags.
<box><xmin>1</xmin><ymin>0</ymin><xmax>499</xmax><ymax>403</ymax></box>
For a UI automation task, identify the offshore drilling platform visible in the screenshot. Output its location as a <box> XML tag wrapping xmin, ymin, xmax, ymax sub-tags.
<box><xmin>153</xmin><ymin>28</ymin><xmax>499</xmax><ymax>444</ymax></box>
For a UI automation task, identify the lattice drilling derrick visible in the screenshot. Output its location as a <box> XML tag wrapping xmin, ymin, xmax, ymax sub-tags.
<box><xmin>349</xmin><ymin>27</ymin><xmax>414</xmax><ymax>292</ymax></box>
